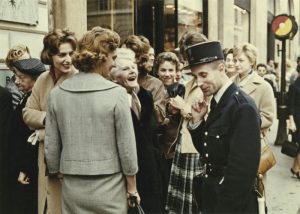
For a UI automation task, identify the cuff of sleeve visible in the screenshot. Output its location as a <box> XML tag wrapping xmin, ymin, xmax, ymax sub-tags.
<box><xmin>40</xmin><ymin>112</ymin><xmax>46</xmax><ymax>127</ymax></box>
<box><xmin>188</xmin><ymin>119</ymin><xmax>202</xmax><ymax>130</ymax></box>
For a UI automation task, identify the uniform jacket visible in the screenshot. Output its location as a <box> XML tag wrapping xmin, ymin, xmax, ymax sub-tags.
<box><xmin>190</xmin><ymin>83</ymin><xmax>261</xmax><ymax>214</ymax></box>
<box><xmin>45</xmin><ymin>72</ymin><xmax>138</xmax><ymax>176</ymax></box>
<box><xmin>232</xmin><ymin>72</ymin><xmax>276</xmax><ymax>135</ymax></box>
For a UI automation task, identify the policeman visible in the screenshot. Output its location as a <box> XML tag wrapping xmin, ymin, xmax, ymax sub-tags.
<box><xmin>187</xmin><ymin>40</ymin><xmax>261</xmax><ymax>213</ymax></box>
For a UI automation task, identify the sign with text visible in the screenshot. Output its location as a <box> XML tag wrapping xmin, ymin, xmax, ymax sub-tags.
<box><xmin>0</xmin><ymin>0</ymin><xmax>38</xmax><ymax>25</ymax></box>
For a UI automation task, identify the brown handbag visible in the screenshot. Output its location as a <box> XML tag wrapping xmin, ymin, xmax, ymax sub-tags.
<box><xmin>257</xmin><ymin>143</ymin><xmax>276</xmax><ymax>175</ymax></box>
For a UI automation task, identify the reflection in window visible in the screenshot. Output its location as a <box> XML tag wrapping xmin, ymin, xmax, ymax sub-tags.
<box><xmin>178</xmin><ymin>1</ymin><xmax>202</xmax><ymax>43</ymax></box>
<box><xmin>164</xmin><ymin>0</ymin><xmax>202</xmax><ymax>51</ymax></box>
<box><xmin>233</xmin><ymin>5</ymin><xmax>249</xmax><ymax>46</ymax></box>
<box><xmin>87</xmin><ymin>0</ymin><xmax>134</xmax><ymax>43</ymax></box>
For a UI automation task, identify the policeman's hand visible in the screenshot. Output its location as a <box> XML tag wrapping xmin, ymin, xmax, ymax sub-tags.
<box><xmin>18</xmin><ymin>171</ymin><xmax>30</xmax><ymax>185</ymax></box>
<box><xmin>191</xmin><ymin>97</ymin><xmax>209</xmax><ymax>123</ymax></box>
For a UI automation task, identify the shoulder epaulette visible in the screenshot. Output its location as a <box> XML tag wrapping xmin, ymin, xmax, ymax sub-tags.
<box><xmin>233</xmin><ymin>90</ymin><xmax>247</xmax><ymax>104</ymax></box>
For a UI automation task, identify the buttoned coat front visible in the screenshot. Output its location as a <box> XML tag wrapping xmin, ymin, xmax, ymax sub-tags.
<box><xmin>190</xmin><ymin>83</ymin><xmax>261</xmax><ymax>214</ymax></box>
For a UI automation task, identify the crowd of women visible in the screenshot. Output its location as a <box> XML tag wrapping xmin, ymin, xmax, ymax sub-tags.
<box><xmin>0</xmin><ymin>26</ymin><xmax>299</xmax><ymax>214</ymax></box>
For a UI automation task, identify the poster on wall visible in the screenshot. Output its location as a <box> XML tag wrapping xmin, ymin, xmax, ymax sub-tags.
<box><xmin>0</xmin><ymin>0</ymin><xmax>38</xmax><ymax>25</ymax></box>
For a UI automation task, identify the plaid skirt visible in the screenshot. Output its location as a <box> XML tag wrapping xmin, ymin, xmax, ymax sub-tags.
<box><xmin>166</xmin><ymin>136</ymin><xmax>203</xmax><ymax>214</ymax></box>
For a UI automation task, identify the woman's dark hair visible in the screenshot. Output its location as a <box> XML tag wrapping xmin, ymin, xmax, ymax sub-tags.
<box><xmin>122</xmin><ymin>35</ymin><xmax>150</xmax><ymax>68</ymax></box>
<box><xmin>40</xmin><ymin>29</ymin><xmax>77</xmax><ymax>65</ymax></box>
<box><xmin>153</xmin><ymin>52</ymin><xmax>180</xmax><ymax>76</ymax></box>
<box><xmin>72</xmin><ymin>26</ymin><xmax>120</xmax><ymax>73</ymax></box>
<box><xmin>178</xmin><ymin>32</ymin><xmax>208</xmax><ymax>61</ymax></box>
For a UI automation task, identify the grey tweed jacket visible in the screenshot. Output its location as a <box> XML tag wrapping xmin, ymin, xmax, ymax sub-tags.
<box><xmin>45</xmin><ymin>72</ymin><xmax>138</xmax><ymax>176</ymax></box>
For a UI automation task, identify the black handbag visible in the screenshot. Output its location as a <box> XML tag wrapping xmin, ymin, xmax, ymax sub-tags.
<box><xmin>281</xmin><ymin>132</ymin><xmax>299</xmax><ymax>157</ymax></box>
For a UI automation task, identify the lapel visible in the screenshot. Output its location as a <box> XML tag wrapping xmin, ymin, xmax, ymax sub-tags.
<box><xmin>239</xmin><ymin>73</ymin><xmax>261</xmax><ymax>95</ymax></box>
<box><xmin>205</xmin><ymin>83</ymin><xmax>237</xmax><ymax>127</ymax></box>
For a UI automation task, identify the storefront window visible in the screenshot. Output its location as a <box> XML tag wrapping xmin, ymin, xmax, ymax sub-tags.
<box><xmin>233</xmin><ymin>5</ymin><xmax>249</xmax><ymax>46</ymax></box>
<box><xmin>87</xmin><ymin>0</ymin><xmax>134</xmax><ymax>42</ymax></box>
<box><xmin>178</xmin><ymin>0</ymin><xmax>202</xmax><ymax>42</ymax></box>
<box><xmin>164</xmin><ymin>0</ymin><xmax>202</xmax><ymax>51</ymax></box>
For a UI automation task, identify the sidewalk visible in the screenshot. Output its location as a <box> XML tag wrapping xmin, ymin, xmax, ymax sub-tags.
<box><xmin>267</xmin><ymin>144</ymin><xmax>300</xmax><ymax>214</ymax></box>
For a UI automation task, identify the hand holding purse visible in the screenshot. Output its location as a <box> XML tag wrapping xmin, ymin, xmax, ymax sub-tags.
<box><xmin>281</xmin><ymin>131</ymin><xmax>300</xmax><ymax>158</ymax></box>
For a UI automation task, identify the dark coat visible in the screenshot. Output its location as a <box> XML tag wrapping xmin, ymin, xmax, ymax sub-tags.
<box><xmin>190</xmin><ymin>83</ymin><xmax>261</xmax><ymax>214</ymax></box>
<box><xmin>131</xmin><ymin>87</ymin><xmax>163</xmax><ymax>213</ymax></box>
<box><xmin>10</xmin><ymin>92</ymin><xmax>38</xmax><ymax>214</ymax></box>
<box><xmin>0</xmin><ymin>86</ymin><xmax>13</xmax><ymax>213</ymax></box>
<box><xmin>288</xmin><ymin>77</ymin><xmax>300</xmax><ymax>143</ymax></box>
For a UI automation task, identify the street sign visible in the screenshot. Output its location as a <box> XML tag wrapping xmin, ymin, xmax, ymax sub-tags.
<box><xmin>271</xmin><ymin>14</ymin><xmax>298</xmax><ymax>40</ymax></box>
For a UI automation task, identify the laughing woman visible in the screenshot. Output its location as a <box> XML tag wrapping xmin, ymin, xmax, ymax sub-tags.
<box><xmin>22</xmin><ymin>29</ymin><xmax>77</xmax><ymax>214</ymax></box>
<box><xmin>110</xmin><ymin>48</ymin><xmax>163</xmax><ymax>213</ymax></box>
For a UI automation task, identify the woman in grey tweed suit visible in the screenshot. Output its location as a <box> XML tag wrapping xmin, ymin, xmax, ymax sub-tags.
<box><xmin>45</xmin><ymin>27</ymin><xmax>139</xmax><ymax>214</ymax></box>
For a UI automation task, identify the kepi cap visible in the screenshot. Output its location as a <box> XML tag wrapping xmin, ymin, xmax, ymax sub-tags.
<box><xmin>185</xmin><ymin>41</ymin><xmax>224</xmax><ymax>69</ymax></box>
<box><xmin>13</xmin><ymin>58</ymin><xmax>46</xmax><ymax>76</ymax></box>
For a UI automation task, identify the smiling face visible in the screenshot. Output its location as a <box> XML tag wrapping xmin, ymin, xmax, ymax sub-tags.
<box><xmin>191</xmin><ymin>61</ymin><xmax>225</xmax><ymax>97</ymax></box>
<box><xmin>111</xmin><ymin>58</ymin><xmax>138</xmax><ymax>92</ymax></box>
<box><xmin>225</xmin><ymin>53</ymin><xmax>236</xmax><ymax>74</ymax></box>
<box><xmin>257</xmin><ymin>65</ymin><xmax>267</xmax><ymax>77</ymax></box>
<box><xmin>14</xmin><ymin>69</ymin><xmax>35</xmax><ymax>93</ymax></box>
<box><xmin>52</xmin><ymin>42</ymin><xmax>74</xmax><ymax>76</ymax></box>
<box><xmin>157</xmin><ymin>61</ymin><xmax>176</xmax><ymax>86</ymax></box>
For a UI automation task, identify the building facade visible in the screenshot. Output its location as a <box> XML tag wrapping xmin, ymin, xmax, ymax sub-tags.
<box><xmin>0</xmin><ymin>0</ymin><xmax>299</xmax><ymax>85</ymax></box>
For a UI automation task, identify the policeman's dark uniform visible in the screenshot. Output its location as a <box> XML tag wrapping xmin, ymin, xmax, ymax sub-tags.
<box><xmin>186</xmin><ymin>42</ymin><xmax>261</xmax><ymax>214</ymax></box>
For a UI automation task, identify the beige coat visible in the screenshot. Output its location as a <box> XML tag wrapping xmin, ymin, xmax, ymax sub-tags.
<box><xmin>180</xmin><ymin>78</ymin><xmax>203</xmax><ymax>153</ymax></box>
<box><xmin>23</xmin><ymin>69</ymin><xmax>76</xmax><ymax>214</ymax></box>
<box><xmin>232</xmin><ymin>72</ymin><xmax>276</xmax><ymax>135</ymax></box>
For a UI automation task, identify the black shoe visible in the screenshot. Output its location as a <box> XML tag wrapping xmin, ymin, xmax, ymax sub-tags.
<box><xmin>291</xmin><ymin>168</ymin><xmax>300</xmax><ymax>179</ymax></box>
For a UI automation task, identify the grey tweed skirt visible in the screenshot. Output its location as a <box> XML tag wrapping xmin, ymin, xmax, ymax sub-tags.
<box><xmin>61</xmin><ymin>173</ymin><xmax>127</xmax><ymax>214</ymax></box>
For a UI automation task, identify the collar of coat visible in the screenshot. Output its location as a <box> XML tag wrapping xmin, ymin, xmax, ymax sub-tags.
<box><xmin>59</xmin><ymin>72</ymin><xmax>119</xmax><ymax>92</ymax></box>
<box><xmin>234</xmin><ymin>72</ymin><xmax>265</xmax><ymax>95</ymax></box>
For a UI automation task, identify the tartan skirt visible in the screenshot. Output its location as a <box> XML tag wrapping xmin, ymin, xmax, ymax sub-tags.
<box><xmin>166</xmin><ymin>136</ymin><xmax>203</xmax><ymax>214</ymax></box>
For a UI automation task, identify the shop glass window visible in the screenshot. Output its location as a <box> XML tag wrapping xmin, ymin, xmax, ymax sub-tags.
<box><xmin>164</xmin><ymin>0</ymin><xmax>202</xmax><ymax>51</ymax></box>
<box><xmin>87</xmin><ymin>0</ymin><xmax>134</xmax><ymax>42</ymax></box>
<box><xmin>233</xmin><ymin>5</ymin><xmax>249</xmax><ymax>46</ymax></box>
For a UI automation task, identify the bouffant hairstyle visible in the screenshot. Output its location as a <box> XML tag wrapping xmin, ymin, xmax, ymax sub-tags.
<box><xmin>72</xmin><ymin>26</ymin><xmax>120</xmax><ymax>73</ymax></box>
<box><xmin>223</xmin><ymin>48</ymin><xmax>234</xmax><ymax>60</ymax></box>
<box><xmin>5</xmin><ymin>44</ymin><xmax>31</xmax><ymax>70</ymax></box>
<box><xmin>40</xmin><ymin>29</ymin><xmax>77</xmax><ymax>65</ymax></box>
<box><xmin>122</xmin><ymin>35</ymin><xmax>150</xmax><ymax>68</ymax></box>
<box><xmin>179</xmin><ymin>32</ymin><xmax>208</xmax><ymax>61</ymax></box>
<box><xmin>233</xmin><ymin>43</ymin><xmax>258</xmax><ymax>68</ymax></box>
<box><xmin>153</xmin><ymin>52</ymin><xmax>180</xmax><ymax>76</ymax></box>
